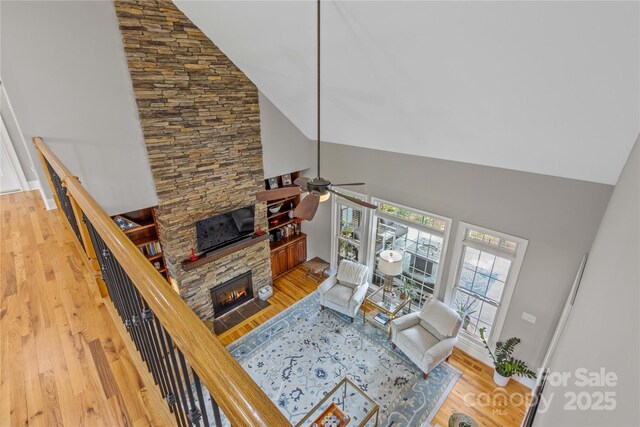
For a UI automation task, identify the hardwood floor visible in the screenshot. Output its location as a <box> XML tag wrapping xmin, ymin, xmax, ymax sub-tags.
<box><xmin>0</xmin><ymin>191</ymin><xmax>169</xmax><ymax>426</ymax></box>
<box><xmin>219</xmin><ymin>267</ymin><xmax>532</xmax><ymax>427</ymax></box>
<box><xmin>1</xmin><ymin>190</ymin><xmax>531</xmax><ymax>426</ymax></box>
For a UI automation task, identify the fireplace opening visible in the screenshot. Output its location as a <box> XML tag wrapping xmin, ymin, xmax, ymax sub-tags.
<box><xmin>211</xmin><ymin>271</ymin><xmax>254</xmax><ymax>318</ymax></box>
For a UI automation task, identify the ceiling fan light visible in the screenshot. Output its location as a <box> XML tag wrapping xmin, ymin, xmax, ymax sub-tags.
<box><xmin>319</xmin><ymin>193</ymin><xmax>331</xmax><ymax>202</ymax></box>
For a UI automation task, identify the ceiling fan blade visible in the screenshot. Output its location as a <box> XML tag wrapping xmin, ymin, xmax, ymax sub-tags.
<box><xmin>256</xmin><ymin>187</ymin><xmax>302</xmax><ymax>202</ymax></box>
<box><xmin>331</xmin><ymin>183</ymin><xmax>366</xmax><ymax>187</ymax></box>
<box><xmin>294</xmin><ymin>193</ymin><xmax>320</xmax><ymax>221</ymax></box>
<box><xmin>329</xmin><ymin>189</ymin><xmax>378</xmax><ymax>209</ymax></box>
<box><xmin>293</xmin><ymin>177</ymin><xmax>310</xmax><ymax>192</ymax></box>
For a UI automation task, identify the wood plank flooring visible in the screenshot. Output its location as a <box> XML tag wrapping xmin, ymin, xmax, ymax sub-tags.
<box><xmin>220</xmin><ymin>268</ymin><xmax>532</xmax><ymax>426</ymax></box>
<box><xmin>0</xmin><ymin>191</ymin><xmax>169</xmax><ymax>426</ymax></box>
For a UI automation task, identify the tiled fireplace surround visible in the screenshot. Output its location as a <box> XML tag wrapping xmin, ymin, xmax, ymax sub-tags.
<box><xmin>115</xmin><ymin>0</ymin><xmax>272</xmax><ymax>321</ymax></box>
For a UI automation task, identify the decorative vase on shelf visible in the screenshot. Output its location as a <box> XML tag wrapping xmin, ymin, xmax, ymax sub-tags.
<box><xmin>493</xmin><ymin>370</ymin><xmax>510</xmax><ymax>386</ymax></box>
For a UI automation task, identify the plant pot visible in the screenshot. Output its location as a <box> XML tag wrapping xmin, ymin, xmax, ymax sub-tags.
<box><xmin>493</xmin><ymin>370</ymin><xmax>510</xmax><ymax>386</ymax></box>
<box><xmin>399</xmin><ymin>292</ymin><xmax>407</xmax><ymax>300</ymax></box>
<box><xmin>462</xmin><ymin>316</ymin><xmax>471</xmax><ymax>330</ymax></box>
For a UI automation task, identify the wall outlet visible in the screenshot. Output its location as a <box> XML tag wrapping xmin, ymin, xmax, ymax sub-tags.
<box><xmin>521</xmin><ymin>312</ymin><xmax>537</xmax><ymax>324</ymax></box>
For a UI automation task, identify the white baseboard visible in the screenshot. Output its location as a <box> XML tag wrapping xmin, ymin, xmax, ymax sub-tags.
<box><xmin>44</xmin><ymin>197</ymin><xmax>57</xmax><ymax>210</ymax></box>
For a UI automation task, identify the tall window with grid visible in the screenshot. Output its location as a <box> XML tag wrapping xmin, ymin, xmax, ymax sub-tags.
<box><xmin>447</xmin><ymin>224</ymin><xmax>528</xmax><ymax>345</ymax></box>
<box><xmin>371</xmin><ymin>201</ymin><xmax>451</xmax><ymax>307</ymax></box>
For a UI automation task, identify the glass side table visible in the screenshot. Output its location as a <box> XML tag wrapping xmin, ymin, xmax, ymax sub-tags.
<box><xmin>296</xmin><ymin>377</ymin><xmax>379</xmax><ymax>427</ymax></box>
<box><xmin>363</xmin><ymin>287</ymin><xmax>411</xmax><ymax>338</ymax></box>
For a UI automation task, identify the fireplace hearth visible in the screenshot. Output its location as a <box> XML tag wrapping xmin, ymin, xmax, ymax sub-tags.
<box><xmin>211</xmin><ymin>272</ymin><xmax>254</xmax><ymax>318</ymax></box>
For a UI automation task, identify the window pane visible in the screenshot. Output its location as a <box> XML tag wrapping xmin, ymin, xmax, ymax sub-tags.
<box><xmin>472</xmin><ymin>272</ymin><xmax>490</xmax><ymax>296</ymax></box>
<box><xmin>453</xmin><ymin>290</ymin><xmax>498</xmax><ymax>340</ymax></box>
<box><xmin>463</xmin><ymin>247</ymin><xmax>481</xmax><ymax>270</ymax></box>
<box><xmin>486</xmin><ymin>277</ymin><xmax>506</xmax><ymax>302</ymax></box>
<box><xmin>378</xmin><ymin>202</ymin><xmax>446</xmax><ymax>232</ymax></box>
<box><xmin>337</xmin><ymin>239</ymin><xmax>359</xmax><ymax>264</ymax></box>
<box><xmin>466</xmin><ymin>229</ymin><xmax>518</xmax><ymax>253</ymax></box>
<box><xmin>491</xmin><ymin>257</ymin><xmax>511</xmax><ymax>282</ymax></box>
<box><xmin>339</xmin><ymin>206</ymin><xmax>362</xmax><ymax>243</ymax></box>
<box><xmin>478</xmin><ymin>251</ymin><xmax>496</xmax><ymax>274</ymax></box>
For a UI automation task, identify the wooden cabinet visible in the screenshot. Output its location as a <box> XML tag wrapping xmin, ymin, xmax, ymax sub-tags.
<box><xmin>270</xmin><ymin>247</ymin><xmax>289</xmax><ymax>278</ymax></box>
<box><xmin>287</xmin><ymin>237</ymin><xmax>307</xmax><ymax>268</ymax></box>
<box><xmin>264</xmin><ymin>170</ymin><xmax>308</xmax><ymax>279</ymax></box>
<box><xmin>269</xmin><ymin>234</ymin><xmax>307</xmax><ymax>279</ymax></box>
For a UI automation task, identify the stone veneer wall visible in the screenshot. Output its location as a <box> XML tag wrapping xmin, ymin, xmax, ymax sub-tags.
<box><xmin>114</xmin><ymin>0</ymin><xmax>271</xmax><ymax>321</ymax></box>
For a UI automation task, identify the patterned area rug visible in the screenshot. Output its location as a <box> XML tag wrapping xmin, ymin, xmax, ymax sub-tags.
<box><xmin>223</xmin><ymin>292</ymin><xmax>461</xmax><ymax>426</ymax></box>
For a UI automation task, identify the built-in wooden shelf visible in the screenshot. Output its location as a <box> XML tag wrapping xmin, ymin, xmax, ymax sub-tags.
<box><xmin>269</xmin><ymin>232</ymin><xmax>306</xmax><ymax>251</ymax></box>
<box><xmin>182</xmin><ymin>234</ymin><xmax>269</xmax><ymax>272</ymax></box>
<box><xmin>266</xmin><ymin>193</ymin><xmax>299</xmax><ymax>207</ymax></box>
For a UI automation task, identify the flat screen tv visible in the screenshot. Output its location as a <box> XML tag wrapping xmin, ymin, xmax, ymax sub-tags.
<box><xmin>196</xmin><ymin>205</ymin><xmax>255</xmax><ymax>254</ymax></box>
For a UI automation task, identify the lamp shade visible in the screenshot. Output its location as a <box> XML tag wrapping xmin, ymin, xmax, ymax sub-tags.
<box><xmin>378</xmin><ymin>249</ymin><xmax>403</xmax><ymax>276</ymax></box>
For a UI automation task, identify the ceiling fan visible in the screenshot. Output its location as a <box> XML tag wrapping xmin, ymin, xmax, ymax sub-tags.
<box><xmin>255</xmin><ymin>0</ymin><xmax>377</xmax><ymax>221</ymax></box>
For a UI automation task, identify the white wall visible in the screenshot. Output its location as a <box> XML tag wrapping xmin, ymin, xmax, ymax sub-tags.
<box><xmin>533</xmin><ymin>138</ymin><xmax>639</xmax><ymax>426</ymax></box>
<box><xmin>176</xmin><ymin>0</ymin><xmax>639</xmax><ymax>185</ymax></box>
<box><xmin>259</xmin><ymin>91</ymin><xmax>314</xmax><ymax>179</ymax></box>
<box><xmin>305</xmin><ymin>141</ymin><xmax>613</xmax><ymax>369</ymax></box>
<box><xmin>1</xmin><ymin>1</ymin><xmax>157</xmax><ymax>215</ymax></box>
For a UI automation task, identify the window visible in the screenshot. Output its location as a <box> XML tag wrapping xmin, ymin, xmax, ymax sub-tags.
<box><xmin>370</xmin><ymin>200</ymin><xmax>451</xmax><ymax>307</ymax></box>
<box><xmin>331</xmin><ymin>189</ymin><xmax>369</xmax><ymax>267</ymax></box>
<box><xmin>445</xmin><ymin>223</ymin><xmax>528</xmax><ymax>346</ymax></box>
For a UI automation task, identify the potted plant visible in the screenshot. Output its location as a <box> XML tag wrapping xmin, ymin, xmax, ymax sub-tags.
<box><xmin>455</xmin><ymin>298</ymin><xmax>478</xmax><ymax>331</ymax></box>
<box><xmin>479</xmin><ymin>327</ymin><xmax>536</xmax><ymax>386</ymax></box>
<box><xmin>397</xmin><ymin>277</ymin><xmax>419</xmax><ymax>300</ymax></box>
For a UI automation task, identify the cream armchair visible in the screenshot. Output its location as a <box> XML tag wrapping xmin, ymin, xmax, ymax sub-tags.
<box><xmin>318</xmin><ymin>260</ymin><xmax>369</xmax><ymax>322</ymax></box>
<box><xmin>391</xmin><ymin>297</ymin><xmax>462</xmax><ymax>379</ymax></box>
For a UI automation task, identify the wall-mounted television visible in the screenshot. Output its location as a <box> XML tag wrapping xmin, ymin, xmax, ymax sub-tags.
<box><xmin>195</xmin><ymin>205</ymin><xmax>255</xmax><ymax>254</ymax></box>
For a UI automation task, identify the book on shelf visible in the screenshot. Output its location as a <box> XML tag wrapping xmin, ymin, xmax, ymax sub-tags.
<box><xmin>139</xmin><ymin>241</ymin><xmax>162</xmax><ymax>257</ymax></box>
<box><xmin>373</xmin><ymin>312</ymin><xmax>390</xmax><ymax>325</ymax></box>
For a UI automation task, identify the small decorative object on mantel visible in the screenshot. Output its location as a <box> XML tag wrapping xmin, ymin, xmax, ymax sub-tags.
<box><xmin>281</xmin><ymin>173</ymin><xmax>292</xmax><ymax>186</ymax></box>
<box><xmin>267</xmin><ymin>177</ymin><xmax>279</xmax><ymax>189</ymax></box>
<box><xmin>190</xmin><ymin>248</ymin><xmax>198</xmax><ymax>262</ymax></box>
<box><xmin>256</xmin><ymin>225</ymin><xmax>265</xmax><ymax>236</ymax></box>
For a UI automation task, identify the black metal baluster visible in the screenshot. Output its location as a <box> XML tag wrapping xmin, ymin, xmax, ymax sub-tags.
<box><xmin>210</xmin><ymin>397</ymin><xmax>223</xmax><ymax>427</ymax></box>
<box><xmin>44</xmin><ymin>159</ymin><xmax>82</xmax><ymax>244</ymax></box>
<box><xmin>86</xmin><ymin>220</ymin><xmax>127</xmax><ymax>324</ymax></box>
<box><xmin>114</xmin><ymin>265</ymin><xmax>160</xmax><ymax>384</ymax></box>
<box><xmin>135</xmin><ymin>296</ymin><xmax>170</xmax><ymax>399</ymax></box>
<box><xmin>192</xmin><ymin>370</ymin><xmax>210</xmax><ymax>427</ymax></box>
<box><xmin>166</xmin><ymin>335</ymin><xmax>192</xmax><ymax>425</ymax></box>
<box><xmin>154</xmin><ymin>319</ymin><xmax>188</xmax><ymax>427</ymax></box>
<box><xmin>177</xmin><ymin>351</ymin><xmax>200</xmax><ymax>426</ymax></box>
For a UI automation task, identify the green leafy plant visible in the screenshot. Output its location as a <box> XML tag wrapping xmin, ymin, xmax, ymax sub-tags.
<box><xmin>455</xmin><ymin>298</ymin><xmax>478</xmax><ymax>330</ymax></box>
<box><xmin>479</xmin><ymin>328</ymin><xmax>536</xmax><ymax>379</ymax></box>
<box><xmin>397</xmin><ymin>276</ymin><xmax>420</xmax><ymax>300</ymax></box>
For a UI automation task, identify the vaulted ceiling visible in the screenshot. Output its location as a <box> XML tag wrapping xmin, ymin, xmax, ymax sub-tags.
<box><xmin>175</xmin><ymin>0</ymin><xmax>639</xmax><ymax>185</ymax></box>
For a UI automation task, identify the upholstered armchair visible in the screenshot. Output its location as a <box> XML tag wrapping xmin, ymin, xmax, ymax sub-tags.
<box><xmin>318</xmin><ymin>260</ymin><xmax>369</xmax><ymax>322</ymax></box>
<box><xmin>391</xmin><ymin>297</ymin><xmax>462</xmax><ymax>379</ymax></box>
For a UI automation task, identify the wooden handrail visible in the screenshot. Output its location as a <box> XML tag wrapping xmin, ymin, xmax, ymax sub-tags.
<box><xmin>33</xmin><ymin>137</ymin><xmax>290</xmax><ymax>427</ymax></box>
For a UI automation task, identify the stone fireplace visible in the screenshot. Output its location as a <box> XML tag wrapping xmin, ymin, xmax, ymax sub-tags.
<box><xmin>114</xmin><ymin>0</ymin><xmax>272</xmax><ymax>321</ymax></box>
<box><xmin>211</xmin><ymin>272</ymin><xmax>254</xmax><ymax>319</ymax></box>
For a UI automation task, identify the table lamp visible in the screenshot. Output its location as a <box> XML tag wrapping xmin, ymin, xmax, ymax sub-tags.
<box><xmin>378</xmin><ymin>249</ymin><xmax>403</xmax><ymax>292</ymax></box>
